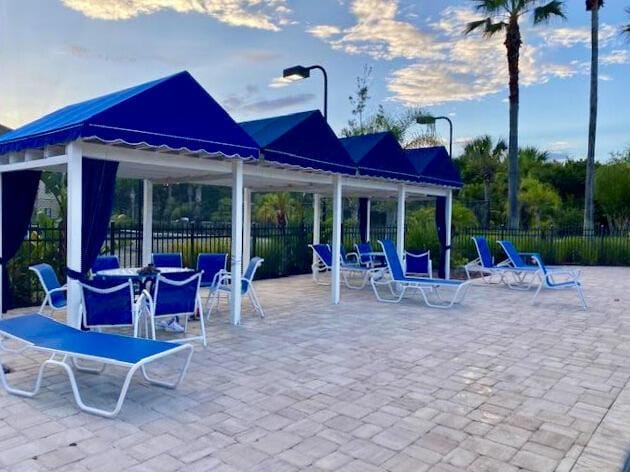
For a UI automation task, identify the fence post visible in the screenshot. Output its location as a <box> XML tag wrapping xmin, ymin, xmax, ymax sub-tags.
<box><xmin>190</xmin><ymin>221</ymin><xmax>196</xmax><ymax>267</ymax></box>
<box><xmin>252</xmin><ymin>223</ymin><xmax>257</xmax><ymax>260</ymax></box>
<box><xmin>109</xmin><ymin>222</ymin><xmax>115</xmax><ymax>256</ymax></box>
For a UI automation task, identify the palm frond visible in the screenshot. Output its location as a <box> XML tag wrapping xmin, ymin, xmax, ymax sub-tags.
<box><xmin>624</xmin><ymin>8</ymin><xmax>630</xmax><ymax>37</ymax></box>
<box><xmin>533</xmin><ymin>0</ymin><xmax>566</xmax><ymax>24</ymax></box>
<box><xmin>473</xmin><ymin>0</ymin><xmax>508</xmax><ymax>14</ymax></box>
<box><xmin>464</xmin><ymin>18</ymin><xmax>506</xmax><ymax>37</ymax></box>
<box><xmin>585</xmin><ymin>0</ymin><xmax>604</xmax><ymax>12</ymax></box>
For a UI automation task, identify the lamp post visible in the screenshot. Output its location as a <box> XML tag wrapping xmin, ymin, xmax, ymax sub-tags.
<box><xmin>417</xmin><ymin>115</ymin><xmax>453</xmax><ymax>158</ymax></box>
<box><xmin>282</xmin><ymin>64</ymin><xmax>328</xmax><ymax>121</ymax></box>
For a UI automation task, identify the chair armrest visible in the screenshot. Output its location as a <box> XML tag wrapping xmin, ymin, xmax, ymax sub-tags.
<box><xmin>345</xmin><ymin>252</ymin><xmax>360</xmax><ymax>263</ymax></box>
<box><xmin>211</xmin><ymin>269</ymin><xmax>229</xmax><ymax>288</ymax></box>
<box><xmin>48</xmin><ymin>286</ymin><xmax>68</xmax><ymax>295</ymax></box>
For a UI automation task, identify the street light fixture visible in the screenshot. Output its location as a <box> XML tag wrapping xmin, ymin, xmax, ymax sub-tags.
<box><xmin>282</xmin><ymin>64</ymin><xmax>328</xmax><ymax>121</ymax></box>
<box><xmin>416</xmin><ymin>115</ymin><xmax>453</xmax><ymax>159</ymax></box>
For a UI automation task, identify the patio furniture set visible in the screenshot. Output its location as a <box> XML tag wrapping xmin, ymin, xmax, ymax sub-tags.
<box><xmin>0</xmin><ymin>252</ymin><xmax>264</xmax><ymax>417</ymax></box>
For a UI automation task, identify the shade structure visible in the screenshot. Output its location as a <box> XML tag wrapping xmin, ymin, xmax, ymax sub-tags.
<box><xmin>240</xmin><ymin>110</ymin><xmax>356</xmax><ymax>175</ymax></box>
<box><xmin>0</xmin><ymin>71</ymin><xmax>259</xmax><ymax>159</ymax></box>
<box><xmin>340</xmin><ymin>132</ymin><xmax>419</xmax><ymax>183</ymax></box>
<box><xmin>405</xmin><ymin>146</ymin><xmax>463</xmax><ymax>188</ymax></box>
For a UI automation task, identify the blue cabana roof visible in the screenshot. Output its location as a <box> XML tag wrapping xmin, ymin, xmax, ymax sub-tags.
<box><xmin>0</xmin><ymin>71</ymin><xmax>259</xmax><ymax>158</ymax></box>
<box><xmin>340</xmin><ymin>132</ymin><xmax>420</xmax><ymax>182</ymax></box>
<box><xmin>405</xmin><ymin>146</ymin><xmax>463</xmax><ymax>188</ymax></box>
<box><xmin>240</xmin><ymin>110</ymin><xmax>356</xmax><ymax>175</ymax></box>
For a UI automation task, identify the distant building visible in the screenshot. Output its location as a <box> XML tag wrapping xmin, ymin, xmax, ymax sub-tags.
<box><xmin>0</xmin><ymin>123</ymin><xmax>60</xmax><ymax>221</ymax></box>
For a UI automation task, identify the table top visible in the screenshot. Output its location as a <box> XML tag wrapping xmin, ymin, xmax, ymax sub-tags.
<box><xmin>95</xmin><ymin>267</ymin><xmax>193</xmax><ymax>279</ymax></box>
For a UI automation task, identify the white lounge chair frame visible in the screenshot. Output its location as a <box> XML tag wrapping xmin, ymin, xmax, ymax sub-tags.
<box><xmin>310</xmin><ymin>244</ymin><xmax>382</xmax><ymax>290</ymax></box>
<box><xmin>207</xmin><ymin>257</ymin><xmax>265</xmax><ymax>319</ymax></box>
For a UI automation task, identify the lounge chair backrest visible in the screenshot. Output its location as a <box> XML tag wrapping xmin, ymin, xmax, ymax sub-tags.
<box><xmin>497</xmin><ymin>240</ymin><xmax>528</xmax><ymax>268</ymax></box>
<box><xmin>80</xmin><ymin>278</ymin><xmax>135</xmax><ymax>327</ymax></box>
<box><xmin>152</xmin><ymin>272</ymin><xmax>201</xmax><ymax>316</ymax></box>
<box><xmin>379</xmin><ymin>240</ymin><xmax>405</xmax><ymax>281</ymax></box>
<box><xmin>242</xmin><ymin>257</ymin><xmax>264</xmax><ymax>292</ymax></box>
<box><xmin>30</xmin><ymin>264</ymin><xmax>66</xmax><ymax>306</ymax></box>
<box><xmin>92</xmin><ymin>255</ymin><xmax>120</xmax><ymax>273</ymax></box>
<box><xmin>405</xmin><ymin>250</ymin><xmax>431</xmax><ymax>275</ymax></box>
<box><xmin>356</xmin><ymin>242</ymin><xmax>373</xmax><ymax>264</ymax></box>
<box><xmin>311</xmin><ymin>244</ymin><xmax>333</xmax><ymax>268</ymax></box>
<box><xmin>472</xmin><ymin>237</ymin><xmax>494</xmax><ymax>268</ymax></box>
<box><xmin>197</xmin><ymin>253</ymin><xmax>228</xmax><ymax>286</ymax></box>
<box><xmin>152</xmin><ymin>252</ymin><xmax>183</xmax><ymax>268</ymax></box>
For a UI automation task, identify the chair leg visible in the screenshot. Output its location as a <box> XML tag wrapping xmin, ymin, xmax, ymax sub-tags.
<box><xmin>576</xmin><ymin>284</ymin><xmax>587</xmax><ymax>310</ymax></box>
<box><xmin>38</xmin><ymin>296</ymin><xmax>49</xmax><ymax>315</ymax></box>
<box><xmin>248</xmin><ymin>288</ymin><xmax>264</xmax><ymax>318</ymax></box>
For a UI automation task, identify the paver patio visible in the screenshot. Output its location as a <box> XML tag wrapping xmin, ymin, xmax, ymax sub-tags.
<box><xmin>1</xmin><ymin>266</ymin><xmax>629</xmax><ymax>471</ymax></box>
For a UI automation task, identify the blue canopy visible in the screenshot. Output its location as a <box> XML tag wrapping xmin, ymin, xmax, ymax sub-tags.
<box><xmin>405</xmin><ymin>146</ymin><xmax>463</xmax><ymax>188</ymax></box>
<box><xmin>240</xmin><ymin>110</ymin><xmax>356</xmax><ymax>175</ymax></box>
<box><xmin>0</xmin><ymin>71</ymin><xmax>259</xmax><ymax>159</ymax></box>
<box><xmin>340</xmin><ymin>132</ymin><xmax>420</xmax><ymax>182</ymax></box>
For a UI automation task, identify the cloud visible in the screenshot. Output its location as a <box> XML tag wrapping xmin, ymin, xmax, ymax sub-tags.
<box><xmin>61</xmin><ymin>0</ymin><xmax>291</xmax><ymax>31</ymax></box>
<box><xmin>601</xmin><ymin>50</ymin><xmax>630</xmax><ymax>65</ymax></box>
<box><xmin>306</xmin><ymin>25</ymin><xmax>341</xmax><ymax>39</ymax></box>
<box><xmin>269</xmin><ymin>76</ymin><xmax>297</xmax><ymax>88</ymax></box>
<box><xmin>310</xmin><ymin>2</ymin><xmax>615</xmax><ymax>107</ymax></box>
<box><xmin>240</xmin><ymin>93</ymin><xmax>315</xmax><ymax>113</ymax></box>
<box><xmin>538</xmin><ymin>25</ymin><xmax>617</xmax><ymax>48</ymax></box>
<box><xmin>58</xmin><ymin>43</ymin><xmax>182</xmax><ymax>65</ymax></box>
<box><xmin>236</xmin><ymin>49</ymin><xmax>282</xmax><ymax>63</ymax></box>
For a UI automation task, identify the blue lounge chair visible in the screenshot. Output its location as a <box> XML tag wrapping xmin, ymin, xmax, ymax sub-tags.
<box><xmin>29</xmin><ymin>264</ymin><xmax>67</xmax><ymax>315</ymax></box>
<box><xmin>372</xmin><ymin>240</ymin><xmax>471</xmax><ymax>309</ymax></box>
<box><xmin>143</xmin><ymin>272</ymin><xmax>206</xmax><ymax>345</ymax></box>
<box><xmin>91</xmin><ymin>255</ymin><xmax>120</xmax><ymax>273</ymax></box>
<box><xmin>0</xmin><ymin>314</ymin><xmax>193</xmax><ymax>418</ymax></box>
<box><xmin>310</xmin><ymin>244</ymin><xmax>381</xmax><ymax>289</ymax></box>
<box><xmin>465</xmin><ymin>236</ymin><xmax>539</xmax><ymax>288</ymax></box>
<box><xmin>207</xmin><ymin>257</ymin><xmax>265</xmax><ymax>318</ymax></box>
<box><xmin>152</xmin><ymin>252</ymin><xmax>183</xmax><ymax>268</ymax></box>
<box><xmin>498</xmin><ymin>240</ymin><xmax>586</xmax><ymax>309</ymax></box>
<box><xmin>405</xmin><ymin>249</ymin><xmax>432</xmax><ymax>277</ymax></box>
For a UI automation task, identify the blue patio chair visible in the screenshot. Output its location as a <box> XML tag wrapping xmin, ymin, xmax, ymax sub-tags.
<box><xmin>0</xmin><ymin>314</ymin><xmax>193</xmax><ymax>418</ymax></box>
<box><xmin>152</xmin><ymin>252</ymin><xmax>183</xmax><ymax>268</ymax></box>
<box><xmin>207</xmin><ymin>257</ymin><xmax>265</xmax><ymax>319</ymax></box>
<box><xmin>498</xmin><ymin>240</ymin><xmax>586</xmax><ymax>309</ymax></box>
<box><xmin>355</xmin><ymin>242</ymin><xmax>386</xmax><ymax>268</ymax></box>
<box><xmin>91</xmin><ymin>255</ymin><xmax>120</xmax><ymax>273</ymax></box>
<box><xmin>80</xmin><ymin>278</ymin><xmax>142</xmax><ymax>335</ymax></box>
<box><xmin>143</xmin><ymin>271</ymin><xmax>206</xmax><ymax>345</ymax></box>
<box><xmin>310</xmin><ymin>244</ymin><xmax>381</xmax><ymax>289</ymax></box>
<box><xmin>405</xmin><ymin>249</ymin><xmax>432</xmax><ymax>278</ymax></box>
<box><xmin>197</xmin><ymin>253</ymin><xmax>228</xmax><ymax>288</ymax></box>
<box><xmin>29</xmin><ymin>264</ymin><xmax>67</xmax><ymax>315</ymax></box>
<box><xmin>371</xmin><ymin>240</ymin><xmax>471</xmax><ymax>309</ymax></box>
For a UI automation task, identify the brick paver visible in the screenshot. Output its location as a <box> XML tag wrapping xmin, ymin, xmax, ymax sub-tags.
<box><xmin>1</xmin><ymin>267</ymin><xmax>630</xmax><ymax>470</ymax></box>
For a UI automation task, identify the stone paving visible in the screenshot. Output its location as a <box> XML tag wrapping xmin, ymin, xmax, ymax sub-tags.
<box><xmin>1</xmin><ymin>267</ymin><xmax>629</xmax><ymax>471</ymax></box>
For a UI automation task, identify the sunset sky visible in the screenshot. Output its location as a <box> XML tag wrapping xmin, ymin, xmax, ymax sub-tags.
<box><xmin>0</xmin><ymin>0</ymin><xmax>628</xmax><ymax>159</ymax></box>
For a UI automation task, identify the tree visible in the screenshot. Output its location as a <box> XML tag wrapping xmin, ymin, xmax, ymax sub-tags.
<box><xmin>624</xmin><ymin>8</ymin><xmax>630</xmax><ymax>36</ymax></box>
<box><xmin>458</xmin><ymin>136</ymin><xmax>506</xmax><ymax>227</ymax></box>
<box><xmin>465</xmin><ymin>0</ymin><xmax>566</xmax><ymax>229</ymax></box>
<box><xmin>595</xmin><ymin>155</ymin><xmax>630</xmax><ymax>230</ymax></box>
<box><xmin>255</xmin><ymin>192</ymin><xmax>297</xmax><ymax>227</ymax></box>
<box><xmin>520</xmin><ymin>176</ymin><xmax>561</xmax><ymax>227</ymax></box>
<box><xmin>584</xmin><ymin>0</ymin><xmax>604</xmax><ymax>235</ymax></box>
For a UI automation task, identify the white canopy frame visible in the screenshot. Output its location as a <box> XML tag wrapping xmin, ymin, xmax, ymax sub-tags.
<box><xmin>0</xmin><ymin>139</ymin><xmax>455</xmax><ymax>324</ymax></box>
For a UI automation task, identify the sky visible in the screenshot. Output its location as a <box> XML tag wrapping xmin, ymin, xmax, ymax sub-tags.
<box><xmin>0</xmin><ymin>0</ymin><xmax>628</xmax><ymax>160</ymax></box>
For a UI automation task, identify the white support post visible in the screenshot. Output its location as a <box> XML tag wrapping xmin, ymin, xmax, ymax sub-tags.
<box><xmin>142</xmin><ymin>180</ymin><xmax>153</xmax><ymax>266</ymax></box>
<box><xmin>230</xmin><ymin>160</ymin><xmax>244</xmax><ymax>325</ymax></box>
<box><xmin>366</xmin><ymin>198</ymin><xmax>371</xmax><ymax>242</ymax></box>
<box><xmin>66</xmin><ymin>142</ymin><xmax>83</xmax><ymax>328</ymax></box>
<box><xmin>445</xmin><ymin>189</ymin><xmax>453</xmax><ymax>279</ymax></box>
<box><xmin>312</xmin><ymin>193</ymin><xmax>321</xmax><ymax>280</ymax></box>
<box><xmin>243</xmin><ymin>188</ymin><xmax>251</xmax><ymax>268</ymax></box>
<box><xmin>0</xmin><ymin>174</ymin><xmax>3</xmax><ymax>316</ymax></box>
<box><xmin>331</xmin><ymin>177</ymin><xmax>342</xmax><ymax>304</ymax></box>
<box><xmin>396</xmin><ymin>185</ymin><xmax>406</xmax><ymax>261</ymax></box>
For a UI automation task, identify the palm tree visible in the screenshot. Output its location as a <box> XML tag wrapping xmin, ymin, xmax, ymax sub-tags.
<box><xmin>624</xmin><ymin>8</ymin><xmax>630</xmax><ymax>36</ymax></box>
<box><xmin>255</xmin><ymin>192</ymin><xmax>296</xmax><ymax>227</ymax></box>
<box><xmin>461</xmin><ymin>136</ymin><xmax>506</xmax><ymax>227</ymax></box>
<box><xmin>584</xmin><ymin>0</ymin><xmax>604</xmax><ymax>236</ymax></box>
<box><xmin>465</xmin><ymin>0</ymin><xmax>566</xmax><ymax>229</ymax></box>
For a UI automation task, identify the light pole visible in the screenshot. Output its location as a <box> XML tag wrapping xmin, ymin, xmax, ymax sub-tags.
<box><xmin>283</xmin><ymin>64</ymin><xmax>328</xmax><ymax>121</ymax></box>
<box><xmin>417</xmin><ymin>115</ymin><xmax>453</xmax><ymax>158</ymax></box>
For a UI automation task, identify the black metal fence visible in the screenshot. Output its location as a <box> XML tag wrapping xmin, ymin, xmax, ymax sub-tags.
<box><xmin>10</xmin><ymin>222</ymin><xmax>630</xmax><ymax>308</ymax></box>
